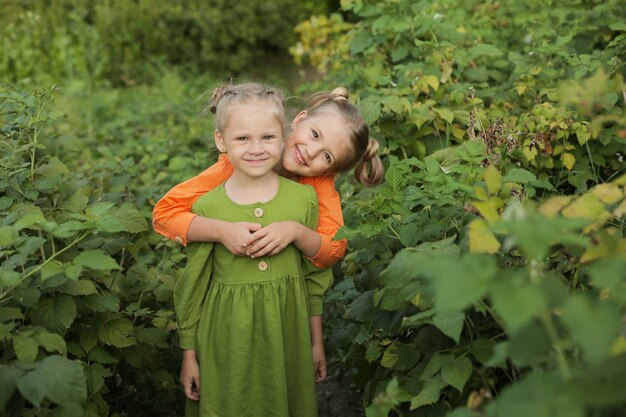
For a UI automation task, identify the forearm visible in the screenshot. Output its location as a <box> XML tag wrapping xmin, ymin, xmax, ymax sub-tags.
<box><xmin>291</xmin><ymin>222</ymin><xmax>322</xmax><ymax>258</ymax></box>
<box><xmin>309</xmin><ymin>315</ymin><xmax>323</xmax><ymax>348</ymax></box>
<box><xmin>183</xmin><ymin>349</ymin><xmax>197</xmax><ymax>358</ymax></box>
<box><xmin>186</xmin><ymin>215</ymin><xmax>229</xmax><ymax>243</ymax></box>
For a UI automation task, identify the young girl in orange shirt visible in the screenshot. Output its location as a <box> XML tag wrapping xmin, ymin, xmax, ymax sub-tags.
<box><xmin>153</xmin><ymin>87</ymin><xmax>384</xmax><ymax>271</ymax></box>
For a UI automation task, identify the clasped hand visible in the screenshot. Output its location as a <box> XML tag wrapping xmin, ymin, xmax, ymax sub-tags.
<box><xmin>220</xmin><ymin>221</ymin><xmax>297</xmax><ymax>258</ymax></box>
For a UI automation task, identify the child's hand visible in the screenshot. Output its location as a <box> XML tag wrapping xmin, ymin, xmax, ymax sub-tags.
<box><xmin>219</xmin><ymin>222</ymin><xmax>262</xmax><ymax>256</ymax></box>
<box><xmin>246</xmin><ymin>221</ymin><xmax>297</xmax><ymax>258</ymax></box>
<box><xmin>180</xmin><ymin>350</ymin><xmax>201</xmax><ymax>401</ymax></box>
<box><xmin>312</xmin><ymin>341</ymin><xmax>327</xmax><ymax>383</ymax></box>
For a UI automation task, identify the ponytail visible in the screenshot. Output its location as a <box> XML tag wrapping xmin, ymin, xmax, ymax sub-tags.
<box><xmin>353</xmin><ymin>139</ymin><xmax>384</xmax><ymax>187</ymax></box>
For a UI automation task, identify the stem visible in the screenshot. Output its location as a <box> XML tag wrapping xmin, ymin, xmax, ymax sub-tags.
<box><xmin>0</xmin><ymin>232</ymin><xmax>90</xmax><ymax>303</ymax></box>
<box><xmin>585</xmin><ymin>141</ymin><xmax>598</xmax><ymax>183</ymax></box>
<box><xmin>540</xmin><ymin>311</ymin><xmax>571</xmax><ymax>380</ymax></box>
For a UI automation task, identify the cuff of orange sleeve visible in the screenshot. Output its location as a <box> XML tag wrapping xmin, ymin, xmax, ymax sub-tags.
<box><xmin>179</xmin><ymin>330</ymin><xmax>197</xmax><ymax>350</ymax></box>
<box><xmin>153</xmin><ymin>212</ymin><xmax>197</xmax><ymax>246</ymax></box>
<box><xmin>305</xmin><ymin>234</ymin><xmax>347</xmax><ymax>269</ymax></box>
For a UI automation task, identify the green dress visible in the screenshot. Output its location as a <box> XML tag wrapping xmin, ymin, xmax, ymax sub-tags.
<box><xmin>174</xmin><ymin>177</ymin><xmax>333</xmax><ymax>417</ymax></box>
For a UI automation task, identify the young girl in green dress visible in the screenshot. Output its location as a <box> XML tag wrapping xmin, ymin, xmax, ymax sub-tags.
<box><xmin>174</xmin><ymin>83</ymin><xmax>332</xmax><ymax>417</ymax></box>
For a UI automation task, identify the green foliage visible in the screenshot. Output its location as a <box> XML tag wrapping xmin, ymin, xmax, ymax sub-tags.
<box><xmin>0</xmin><ymin>0</ymin><xmax>337</xmax><ymax>85</ymax></box>
<box><xmin>0</xmin><ymin>77</ymin><xmax>212</xmax><ymax>415</ymax></box>
<box><xmin>295</xmin><ymin>0</ymin><xmax>626</xmax><ymax>416</ymax></box>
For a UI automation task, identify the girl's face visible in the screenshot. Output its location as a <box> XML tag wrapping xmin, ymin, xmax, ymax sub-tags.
<box><xmin>281</xmin><ymin>111</ymin><xmax>353</xmax><ymax>177</ymax></box>
<box><xmin>214</xmin><ymin>102</ymin><xmax>284</xmax><ymax>180</ymax></box>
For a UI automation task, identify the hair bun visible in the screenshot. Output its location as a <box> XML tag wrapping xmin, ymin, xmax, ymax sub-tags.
<box><xmin>331</xmin><ymin>87</ymin><xmax>349</xmax><ymax>101</ymax></box>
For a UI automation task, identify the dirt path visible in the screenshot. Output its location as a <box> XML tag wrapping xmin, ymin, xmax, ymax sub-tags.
<box><xmin>316</xmin><ymin>376</ymin><xmax>364</xmax><ymax>417</ymax></box>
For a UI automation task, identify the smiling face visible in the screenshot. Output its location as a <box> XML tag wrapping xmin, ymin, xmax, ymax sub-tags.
<box><xmin>280</xmin><ymin>111</ymin><xmax>354</xmax><ymax>177</ymax></box>
<box><xmin>214</xmin><ymin>101</ymin><xmax>284</xmax><ymax>181</ymax></box>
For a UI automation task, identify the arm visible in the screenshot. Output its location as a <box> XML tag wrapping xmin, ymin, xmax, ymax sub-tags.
<box><xmin>246</xmin><ymin>176</ymin><xmax>347</xmax><ymax>267</ymax></box>
<box><xmin>309</xmin><ymin>315</ymin><xmax>326</xmax><ymax>383</ymax></box>
<box><xmin>180</xmin><ymin>349</ymin><xmax>201</xmax><ymax>401</ymax></box>
<box><xmin>152</xmin><ymin>154</ymin><xmax>234</xmax><ymax>245</ymax></box>
<box><xmin>301</xmin><ymin>175</ymin><xmax>347</xmax><ymax>268</ymax></box>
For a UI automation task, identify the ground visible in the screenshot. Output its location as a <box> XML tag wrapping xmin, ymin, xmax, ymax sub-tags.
<box><xmin>317</xmin><ymin>375</ymin><xmax>364</xmax><ymax>417</ymax></box>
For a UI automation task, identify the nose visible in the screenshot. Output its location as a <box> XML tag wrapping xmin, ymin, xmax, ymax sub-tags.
<box><xmin>249</xmin><ymin>138</ymin><xmax>265</xmax><ymax>154</ymax></box>
<box><xmin>306</xmin><ymin>142</ymin><xmax>323</xmax><ymax>158</ymax></box>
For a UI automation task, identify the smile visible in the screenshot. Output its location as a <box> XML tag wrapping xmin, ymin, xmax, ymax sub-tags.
<box><xmin>294</xmin><ymin>146</ymin><xmax>307</xmax><ymax>166</ymax></box>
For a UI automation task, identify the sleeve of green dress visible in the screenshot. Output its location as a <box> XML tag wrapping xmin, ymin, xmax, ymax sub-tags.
<box><xmin>174</xmin><ymin>242</ymin><xmax>214</xmax><ymax>349</ymax></box>
<box><xmin>302</xmin><ymin>185</ymin><xmax>334</xmax><ymax>316</ymax></box>
<box><xmin>173</xmin><ymin>198</ymin><xmax>216</xmax><ymax>350</ymax></box>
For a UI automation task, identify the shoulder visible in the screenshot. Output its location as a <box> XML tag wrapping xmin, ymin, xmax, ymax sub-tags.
<box><xmin>192</xmin><ymin>185</ymin><xmax>226</xmax><ymax>214</ymax></box>
<box><xmin>299</xmin><ymin>175</ymin><xmax>337</xmax><ymax>196</ymax></box>
<box><xmin>279</xmin><ymin>177</ymin><xmax>316</xmax><ymax>203</ymax></box>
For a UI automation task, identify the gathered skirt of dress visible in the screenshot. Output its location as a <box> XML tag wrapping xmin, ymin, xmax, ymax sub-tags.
<box><xmin>184</xmin><ymin>273</ymin><xmax>317</xmax><ymax>417</ymax></box>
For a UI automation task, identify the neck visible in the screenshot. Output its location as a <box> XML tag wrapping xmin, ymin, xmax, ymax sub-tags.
<box><xmin>273</xmin><ymin>162</ymin><xmax>299</xmax><ymax>181</ymax></box>
<box><xmin>225</xmin><ymin>171</ymin><xmax>279</xmax><ymax>204</ymax></box>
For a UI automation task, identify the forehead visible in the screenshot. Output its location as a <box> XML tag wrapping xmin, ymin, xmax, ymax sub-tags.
<box><xmin>222</xmin><ymin>102</ymin><xmax>284</xmax><ymax>132</ymax></box>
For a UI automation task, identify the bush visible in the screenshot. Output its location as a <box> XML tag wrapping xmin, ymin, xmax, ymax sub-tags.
<box><xmin>0</xmin><ymin>0</ymin><xmax>337</xmax><ymax>85</ymax></box>
<box><xmin>0</xmin><ymin>73</ymin><xmax>216</xmax><ymax>416</ymax></box>
<box><xmin>294</xmin><ymin>0</ymin><xmax>626</xmax><ymax>416</ymax></box>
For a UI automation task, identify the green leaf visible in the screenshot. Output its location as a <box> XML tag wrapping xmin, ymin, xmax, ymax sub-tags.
<box><xmin>0</xmin><ymin>307</ymin><xmax>24</xmax><ymax>321</ymax></box>
<box><xmin>31</xmin><ymin>294</ymin><xmax>77</xmax><ymax>334</ymax></box>
<box><xmin>441</xmin><ymin>356</ymin><xmax>472</xmax><ymax>392</ymax></box>
<box><xmin>85</xmin><ymin>363</ymin><xmax>112</xmax><ymax>395</ymax></box>
<box><xmin>470</xmin><ymin>339</ymin><xmax>497</xmax><ymax>364</ymax></box>
<box><xmin>492</xmin><ymin>281</ymin><xmax>546</xmax><ymax>335</ymax></box>
<box><xmin>561</xmin><ymin>296</ymin><xmax>619</xmax><ymax>364</ymax></box>
<box><xmin>113</xmin><ymin>206</ymin><xmax>149</xmax><ymax>232</ymax></box>
<box><xmin>434</xmin><ymin>108</ymin><xmax>454</xmax><ymax>123</ymax></box>
<box><xmin>350</xmin><ymin>31</ymin><xmax>373</xmax><ymax>55</ymax></box>
<box><xmin>59</xmin><ymin>190</ymin><xmax>89</xmax><ymax>212</ymax></box>
<box><xmin>422</xmin><ymin>254</ymin><xmax>497</xmax><ymax>312</ymax></box>
<box><xmin>484</xmin><ymin>165</ymin><xmax>502</xmax><ymax>194</ymax></box>
<box><xmin>420</xmin><ymin>352</ymin><xmax>454</xmax><ymax>381</ymax></box>
<box><xmin>80</xmin><ymin>327</ymin><xmax>99</xmax><ymax>353</ymax></box>
<box><xmin>468</xmin><ymin>43</ymin><xmax>502</xmax><ymax>59</ymax></box>
<box><xmin>490</xmin><ymin>372</ymin><xmax>584</xmax><ymax>417</ymax></box>
<box><xmin>410</xmin><ymin>375</ymin><xmax>446</xmax><ymax>409</ymax></box>
<box><xmin>16</xmin><ymin>355</ymin><xmax>87</xmax><ymax>406</ymax></box>
<box><xmin>73</xmin><ymin>249</ymin><xmax>120</xmax><ymax>270</ymax></box>
<box><xmin>34</xmin><ymin>331</ymin><xmax>67</xmax><ymax>355</ymax></box>
<box><xmin>432</xmin><ymin>310</ymin><xmax>465</xmax><ymax>343</ymax></box>
<box><xmin>0</xmin><ymin>365</ymin><xmax>22</xmax><ymax>409</ymax></box>
<box><xmin>98</xmin><ymin>318</ymin><xmax>137</xmax><ymax>348</ymax></box>
<box><xmin>134</xmin><ymin>326</ymin><xmax>167</xmax><ymax>347</ymax></box>
<box><xmin>0</xmin><ymin>268</ymin><xmax>21</xmax><ymax>287</ymax></box>
<box><xmin>359</xmin><ymin>96</ymin><xmax>382</xmax><ymax>125</ymax></box>
<box><xmin>502</xmin><ymin>168</ymin><xmax>537</xmax><ymax>184</ymax></box>
<box><xmin>40</xmin><ymin>260</ymin><xmax>65</xmax><ymax>281</ymax></box>
<box><xmin>85</xmin><ymin>293</ymin><xmax>120</xmax><ymax>312</ymax></box>
<box><xmin>13</xmin><ymin>334</ymin><xmax>39</xmax><ymax>362</ymax></box>
<box><xmin>58</xmin><ymin>279</ymin><xmax>98</xmax><ymax>296</ymax></box>
<box><xmin>382</xmin><ymin>95</ymin><xmax>404</xmax><ymax>114</ymax></box>
<box><xmin>0</xmin><ymin>226</ymin><xmax>13</xmax><ymax>246</ymax></box>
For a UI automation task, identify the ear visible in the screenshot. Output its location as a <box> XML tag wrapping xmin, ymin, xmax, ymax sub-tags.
<box><xmin>214</xmin><ymin>129</ymin><xmax>227</xmax><ymax>153</ymax></box>
<box><xmin>290</xmin><ymin>111</ymin><xmax>307</xmax><ymax>130</ymax></box>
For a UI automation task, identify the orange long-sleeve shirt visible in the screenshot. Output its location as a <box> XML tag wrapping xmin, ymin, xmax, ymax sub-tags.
<box><xmin>152</xmin><ymin>154</ymin><xmax>347</xmax><ymax>268</ymax></box>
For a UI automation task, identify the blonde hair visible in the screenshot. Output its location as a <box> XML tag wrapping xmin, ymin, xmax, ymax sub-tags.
<box><xmin>209</xmin><ymin>82</ymin><xmax>286</xmax><ymax>134</ymax></box>
<box><xmin>303</xmin><ymin>87</ymin><xmax>384</xmax><ymax>186</ymax></box>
